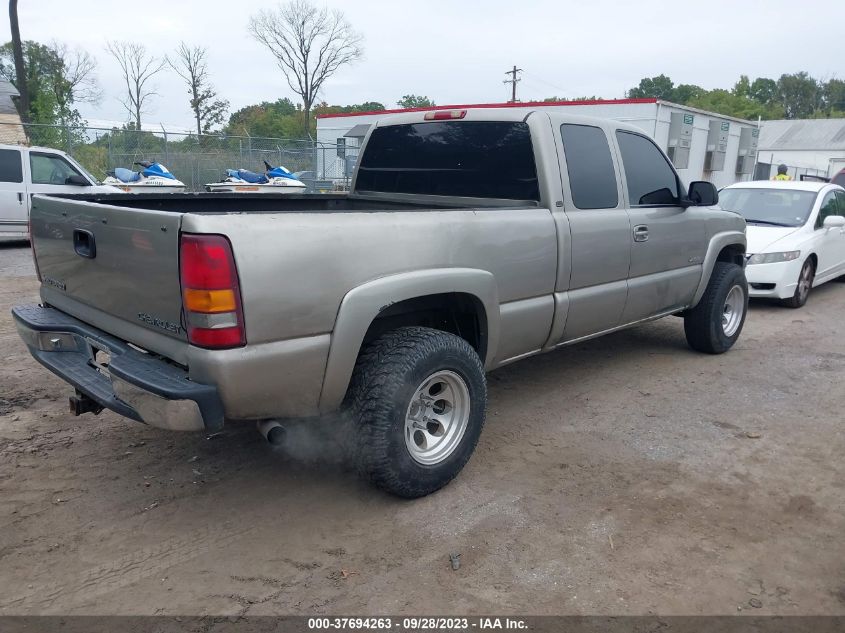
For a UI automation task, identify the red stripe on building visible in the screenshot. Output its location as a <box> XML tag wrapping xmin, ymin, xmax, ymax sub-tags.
<box><xmin>315</xmin><ymin>98</ymin><xmax>658</xmax><ymax>120</ymax></box>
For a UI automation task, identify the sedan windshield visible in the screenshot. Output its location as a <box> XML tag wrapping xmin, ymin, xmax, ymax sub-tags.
<box><xmin>719</xmin><ymin>188</ymin><xmax>817</xmax><ymax>227</ymax></box>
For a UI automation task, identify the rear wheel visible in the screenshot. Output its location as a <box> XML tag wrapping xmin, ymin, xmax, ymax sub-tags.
<box><xmin>782</xmin><ymin>259</ymin><xmax>814</xmax><ymax>308</ymax></box>
<box><xmin>684</xmin><ymin>262</ymin><xmax>748</xmax><ymax>354</ymax></box>
<box><xmin>345</xmin><ymin>327</ymin><xmax>487</xmax><ymax>498</ymax></box>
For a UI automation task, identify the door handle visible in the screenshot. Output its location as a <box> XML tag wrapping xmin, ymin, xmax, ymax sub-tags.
<box><xmin>73</xmin><ymin>229</ymin><xmax>96</xmax><ymax>259</ymax></box>
<box><xmin>17</xmin><ymin>192</ymin><xmax>23</xmax><ymax>204</ymax></box>
<box><xmin>633</xmin><ymin>224</ymin><xmax>649</xmax><ymax>242</ymax></box>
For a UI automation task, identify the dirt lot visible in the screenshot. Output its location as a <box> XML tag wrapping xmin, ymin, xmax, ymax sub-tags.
<box><xmin>1</xmin><ymin>240</ymin><xmax>844</xmax><ymax>616</ymax></box>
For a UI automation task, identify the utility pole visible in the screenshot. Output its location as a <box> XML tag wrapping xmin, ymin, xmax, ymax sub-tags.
<box><xmin>504</xmin><ymin>65</ymin><xmax>522</xmax><ymax>103</ymax></box>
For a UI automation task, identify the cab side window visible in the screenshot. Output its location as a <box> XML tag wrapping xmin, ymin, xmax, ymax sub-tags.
<box><xmin>616</xmin><ymin>130</ymin><xmax>680</xmax><ymax>206</ymax></box>
<box><xmin>29</xmin><ymin>153</ymin><xmax>83</xmax><ymax>185</ymax></box>
<box><xmin>836</xmin><ymin>191</ymin><xmax>845</xmax><ymax>216</ymax></box>
<box><xmin>0</xmin><ymin>148</ymin><xmax>23</xmax><ymax>183</ymax></box>
<box><xmin>816</xmin><ymin>191</ymin><xmax>838</xmax><ymax>229</ymax></box>
<box><xmin>560</xmin><ymin>124</ymin><xmax>618</xmax><ymax>210</ymax></box>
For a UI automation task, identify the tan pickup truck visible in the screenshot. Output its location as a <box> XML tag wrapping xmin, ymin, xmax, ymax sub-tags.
<box><xmin>13</xmin><ymin>108</ymin><xmax>747</xmax><ymax>497</ymax></box>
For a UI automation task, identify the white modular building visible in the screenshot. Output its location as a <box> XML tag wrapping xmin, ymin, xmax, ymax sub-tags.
<box><xmin>756</xmin><ymin>118</ymin><xmax>845</xmax><ymax>181</ymax></box>
<box><xmin>315</xmin><ymin>98</ymin><xmax>760</xmax><ymax>189</ymax></box>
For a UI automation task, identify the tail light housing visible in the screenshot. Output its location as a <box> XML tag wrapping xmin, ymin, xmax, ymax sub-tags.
<box><xmin>179</xmin><ymin>233</ymin><xmax>246</xmax><ymax>348</ymax></box>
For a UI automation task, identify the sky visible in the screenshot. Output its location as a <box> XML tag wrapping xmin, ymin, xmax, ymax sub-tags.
<box><xmin>3</xmin><ymin>0</ymin><xmax>843</xmax><ymax>131</ymax></box>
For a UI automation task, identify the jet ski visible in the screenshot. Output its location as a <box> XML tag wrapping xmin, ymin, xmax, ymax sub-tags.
<box><xmin>204</xmin><ymin>160</ymin><xmax>306</xmax><ymax>193</ymax></box>
<box><xmin>103</xmin><ymin>161</ymin><xmax>186</xmax><ymax>193</ymax></box>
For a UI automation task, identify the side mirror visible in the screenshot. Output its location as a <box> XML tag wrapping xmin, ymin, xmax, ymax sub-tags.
<box><xmin>65</xmin><ymin>175</ymin><xmax>90</xmax><ymax>186</ymax></box>
<box><xmin>686</xmin><ymin>181</ymin><xmax>719</xmax><ymax>207</ymax></box>
<box><xmin>823</xmin><ymin>215</ymin><xmax>845</xmax><ymax>229</ymax></box>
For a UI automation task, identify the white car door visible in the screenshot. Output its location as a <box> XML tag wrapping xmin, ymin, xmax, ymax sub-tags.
<box><xmin>834</xmin><ymin>190</ymin><xmax>845</xmax><ymax>276</ymax></box>
<box><xmin>25</xmin><ymin>150</ymin><xmax>92</xmax><ymax>198</ymax></box>
<box><xmin>813</xmin><ymin>190</ymin><xmax>845</xmax><ymax>281</ymax></box>
<box><xmin>0</xmin><ymin>147</ymin><xmax>27</xmax><ymax>236</ymax></box>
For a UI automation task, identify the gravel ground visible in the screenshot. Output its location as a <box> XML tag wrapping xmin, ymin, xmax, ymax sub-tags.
<box><xmin>1</xmin><ymin>240</ymin><xmax>844</xmax><ymax>616</ymax></box>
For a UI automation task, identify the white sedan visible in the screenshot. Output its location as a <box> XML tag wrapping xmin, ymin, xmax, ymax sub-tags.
<box><xmin>719</xmin><ymin>181</ymin><xmax>845</xmax><ymax>308</ymax></box>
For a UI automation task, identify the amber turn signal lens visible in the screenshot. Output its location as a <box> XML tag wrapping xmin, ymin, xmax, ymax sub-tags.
<box><xmin>183</xmin><ymin>288</ymin><xmax>237</xmax><ymax>313</ymax></box>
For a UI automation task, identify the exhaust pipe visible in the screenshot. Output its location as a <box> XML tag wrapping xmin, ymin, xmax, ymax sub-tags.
<box><xmin>257</xmin><ymin>420</ymin><xmax>287</xmax><ymax>446</ymax></box>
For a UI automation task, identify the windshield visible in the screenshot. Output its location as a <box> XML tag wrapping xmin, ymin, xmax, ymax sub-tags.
<box><xmin>718</xmin><ymin>188</ymin><xmax>816</xmax><ymax>227</ymax></box>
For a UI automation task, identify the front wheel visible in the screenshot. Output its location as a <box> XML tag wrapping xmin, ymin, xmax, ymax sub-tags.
<box><xmin>345</xmin><ymin>327</ymin><xmax>487</xmax><ymax>498</ymax></box>
<box><xmin>684</xmin><ymin>262</ymin><xmax>748</xmax><ymax>354</ymax></box>
<box><xmin>781</xmin><ymin>259</ymin><xmax>814</xmax><ymax>308</ymax></box>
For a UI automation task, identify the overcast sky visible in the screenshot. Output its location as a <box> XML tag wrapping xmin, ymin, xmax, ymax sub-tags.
<box><xmin>3</xmin><ymin>0</ymin><xmax>842</xmax><ymax>130</ymax></box>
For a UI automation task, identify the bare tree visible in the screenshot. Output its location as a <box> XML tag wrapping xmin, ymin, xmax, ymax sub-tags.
<box><xmin>167</xmin><ymin>42</ymin><xmax>229</xmax><ymax>136</ymax></box>
<box><xmin>248</xmin><ymin>0</ymin><xmax>363</xmax><ymax>135</ymax></box>
<box><xmin>105</xmin><ymin>40</ymin><xmax>166</xmax><ymax>129</ymax></box>
<box><xmin>49</xmin><ymin>42</ymin><xmax>101</xmax><ymax>125</ymax></box>
<box><xmin>8</xmin><ymin>0</ymin><xmax>29</xmax><ymax>121</ymax></box>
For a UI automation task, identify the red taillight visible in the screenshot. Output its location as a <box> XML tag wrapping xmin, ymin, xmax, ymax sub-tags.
<box><xmin>179</xmin><ymin>234</ymin><xmax>246</xmax><ymax>349</ymax></box>
<box><xmin>424</xmin><ymin>110</ymin><xmax>467</xmax><ymax>121</ymax></box>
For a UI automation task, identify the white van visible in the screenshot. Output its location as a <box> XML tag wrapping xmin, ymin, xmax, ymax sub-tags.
<box><xmin>0</xmin><ymin>144</ymin><xmax>119</xmax><ymax>240</ymax></box>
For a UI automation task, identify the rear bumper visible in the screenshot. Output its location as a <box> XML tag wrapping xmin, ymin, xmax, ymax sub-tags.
<box><xmin>12</xmin><ymin>304</ymin><xmax>224</xmax><ymax>432</ymax></box>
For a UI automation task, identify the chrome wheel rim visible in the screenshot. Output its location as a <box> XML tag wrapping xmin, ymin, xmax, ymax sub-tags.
<box><xmin>404</xmin><ymin>370</ymin><xmax>470</xmax><ymax>465</ymax></box>
<box><xmin>797</xmin><ymin>262</ymin><xmax>813</xmax><ymax>302</ymax></box>
<box><xmin>722</xmin><ymin>284</ymin><xmax>745</xmax><ymax>337</ymax></box>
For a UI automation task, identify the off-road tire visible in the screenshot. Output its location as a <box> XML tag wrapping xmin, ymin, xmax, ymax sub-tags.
<box><xmin>781</xmin><ymin>259</ymin><xmax>814</xmax><ymax>308</ymax></box>
<box><xmin>684</xmin><ymin>262</ymin><xmax>748</xmax><ymax>354</ymax></box>
<box><xmin>345</xmin><ymin>327</ymin><xmax>486</xmax><ymax>498</ymax></box>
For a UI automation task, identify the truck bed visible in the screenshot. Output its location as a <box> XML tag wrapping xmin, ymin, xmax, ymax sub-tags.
<box><xmin>51</xmin><ymin>192</ymin><xmax>474</xmax><ymax>214</ymax></box>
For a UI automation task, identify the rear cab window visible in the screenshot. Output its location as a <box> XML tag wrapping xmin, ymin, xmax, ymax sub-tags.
<box><xmin>0</xmin><ymin>148</ymin><xmax>23</xmax><ymax>183</ymax></box>
<box><xmin>355</xmin><ymin>121</ymin><xmax>540</xmax><ymax>202</ymax></box>
<box><xmin>560</xmin><ymin>124</ymin><xmax>618</xmax><ymax>209</ymax></box>
<box><xmin>616</xmin><ymin>131</ymin><xmax>680</xmax><ymax>206</ymax></box>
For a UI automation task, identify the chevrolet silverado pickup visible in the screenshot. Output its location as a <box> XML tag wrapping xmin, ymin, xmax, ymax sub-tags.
<box><xmin>13</xmin><ymin>108</ymin><xmax>748</xmax><ymax>497</ymax></box>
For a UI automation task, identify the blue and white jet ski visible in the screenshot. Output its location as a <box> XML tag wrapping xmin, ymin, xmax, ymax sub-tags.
<box><xmin>204</xmin><ymin>161</ymin><xmax>306</xmax><ymax>193</ymax></box>
<box><xmin>103</xmin><ymin>161</ymin><xmax>186</xmax><ymax>193</ymax></box>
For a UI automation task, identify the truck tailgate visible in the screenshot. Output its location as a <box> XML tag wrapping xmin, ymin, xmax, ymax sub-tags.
<box><xmin>30</xmin><ymin>195</ymin><xmax>187</xmax><ymax>355</ymax></box>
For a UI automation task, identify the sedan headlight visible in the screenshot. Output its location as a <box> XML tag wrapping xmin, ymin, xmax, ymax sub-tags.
<box><xmin>747</xmin><ymin>251</ymin><xmax>801</xmax><ymax>265</ymax></box>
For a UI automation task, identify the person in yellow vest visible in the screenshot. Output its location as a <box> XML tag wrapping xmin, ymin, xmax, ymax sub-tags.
<box><xmin>772</xmin><ymin>164</ymin><xmax>792</xmax><ymax>181</ymax></box>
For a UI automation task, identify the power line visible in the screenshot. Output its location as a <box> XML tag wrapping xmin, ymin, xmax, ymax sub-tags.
<box><xmin>503</xmin><ymin>65</ymin><xmax>523</xmax><ymax>103</ymax></box>
<box><xmin>521</xmin><ymin>71</ymin><xmax>568</xmax><ymax>95</ymax></box>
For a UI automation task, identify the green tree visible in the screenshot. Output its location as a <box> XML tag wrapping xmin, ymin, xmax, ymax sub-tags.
<box><xmin>315</xmin><ymin>101</ymin><xmax>385</xmax><ymax>115</ymax></box>
<box><xmin>396</xmin><ymin>94</ymin><xmax>435</xmax><ymax>109</ymax></box>
<box><xmin>0</xmin><ymin>39</ymin><xmax>98</xmax><ymax>148</ymax></box>
<box><xmin>777</xmin><ymin>72</ymin><xmax>822</xmax><ymax>119</ymax></box>
<box><xmin>626</xmin><ymin>74</ymin><xmax>676</xmax><ymax>100</ymax></box>
<box><xmin>823</xmin><ymin>78</ymin><xmax>845</xmax><ymax>115</ymax></box>
<box><xmin>687</xmin><ymin>89</ymin><xmax>779</xmax><ymax>120</ymax></box>
<box><xmin>672</xmin><ymin>84</ymin><xmax>705</xmax><ymax>104</ymax></box>
<box><xmin>225</xmin><ymin>98</ymin><xmax>304</xmax><ymax>138</ymax></box>
<box><xmin>749</xmin><ymin>77</ymin><xmax>779</xmax><ymax>107</ymax></box>
<box><xmin>8</xmin><ymin>0</ymin><xmax>28</xmax><ymax>121</ymax></box>
<box><xmin>542</xmin><ymin>96</ymin><xmax>602</xmax><ymax>102</ymax></box>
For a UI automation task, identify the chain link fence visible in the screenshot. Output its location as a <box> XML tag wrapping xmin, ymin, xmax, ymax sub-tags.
<box><xmin>0</xmin><ymin>122</ymin><xmax>359</xmax><ymax>192</ymax></box>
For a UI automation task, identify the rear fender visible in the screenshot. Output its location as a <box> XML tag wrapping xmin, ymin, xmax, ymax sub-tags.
<box><xmin>318</xmin><ymin>268</ymin><xmax>499</xmax><ymax>413</ymax></box>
